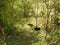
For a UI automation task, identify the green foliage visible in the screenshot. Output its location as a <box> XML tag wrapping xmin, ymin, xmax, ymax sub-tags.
<box><xmin>0</xmin><ymin>0</ymin><xmax>60</xmax><ymax>45</ymax></box>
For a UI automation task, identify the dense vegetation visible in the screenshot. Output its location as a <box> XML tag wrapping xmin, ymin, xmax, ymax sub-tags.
<box><xmin>0</xmin><ymin>0</ymin><xmax>60</xmax><ymax>45</ymax></box>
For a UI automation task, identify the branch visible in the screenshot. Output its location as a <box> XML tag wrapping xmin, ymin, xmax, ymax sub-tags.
<box><xmin>0</xmin><ymin>26</ymin><xmax>6</xmax><ymax>40</ymax></box>
<box><xmin>44</xmin><ymin>0</ymin><xmax>51</xmax><ymax>40</ymax></box>
<box><xmin>48</xmin><ymin>40</ymin><xmax>58</xmax><ymax>45</ymax></box>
